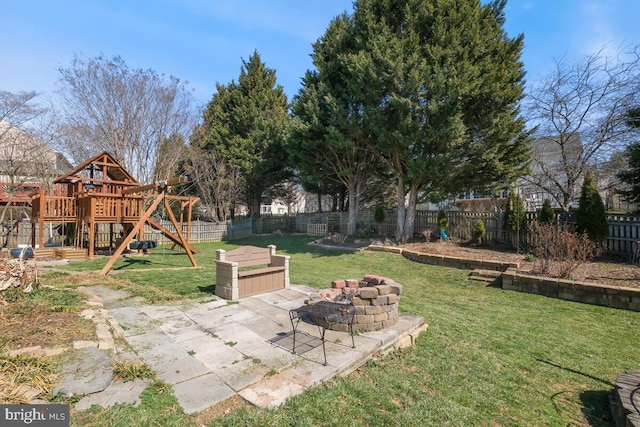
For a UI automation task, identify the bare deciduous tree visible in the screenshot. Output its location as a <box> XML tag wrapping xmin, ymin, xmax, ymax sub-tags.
<box><xmin>153</xmin><ymin>134</ymin><xmax>189</xmax><ymax>182</ymax></box>
<box><xmin>56</xmin><ymin>54</ymin><xmax>198</xmax><ymax>184</ymax></box>
<box><xmin>0</xmin><ymin>90</ymin><xmax>64</xmax><ymax>245</ymax></box>
<box><xmin>523</xmin><ymin>46</ymin><xmax>640</xmax><ymax>211</ymax></box>
<box><xmin>183</xmin><ymin>145</ymin><xmax>242</xmax><ymax>222</ymax></box>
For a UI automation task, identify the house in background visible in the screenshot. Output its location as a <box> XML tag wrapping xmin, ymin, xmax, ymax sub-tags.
<box><xmin>451</xmin><ymin>135</ymin><xmax>589</xmax><ymax>212</ymax></box>
<box><xmin>0</xmin><ymin>120</ymin><xmax>72</xmax><ymax>208</ymax></box>
<box><xmin>516</xmin><ymin>134</ymin><xmax>584</xmax><ymax>211</ymax></box>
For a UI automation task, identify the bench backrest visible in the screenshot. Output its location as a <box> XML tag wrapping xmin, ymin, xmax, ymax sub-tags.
<box><xmin>221</xmin><ymin>245</ymin><xmax>272</xmax><ymax>267</ymax></box>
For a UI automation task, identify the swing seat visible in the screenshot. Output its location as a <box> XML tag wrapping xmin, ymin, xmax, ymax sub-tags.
<box><xmin>128</xmin><ymin>240</ymin><xmax>158</xmax><ymax>251</ymax></box>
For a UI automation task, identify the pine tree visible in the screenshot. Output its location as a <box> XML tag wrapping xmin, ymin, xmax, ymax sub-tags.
<box><xmin>617</xmin><ymin>142</ymin><xmax>640</xmax><ymax>208</ymax></box>
<box><xmin>617</xmin><ymin>108</ymin><xmax>640</xmax><ymax>208</ymax></box>
<box><xmin>352</xmin><ymin>0</ymin><xmax>530</xmax><ymax>241</ymax></box>
<box><xmin>290</xmin><ymin>14</ymin><xmax>380</xmax><ymax>234</ymax></box>
<box><xmin>504</xmin><ymin>190</ymin><xmax>526</xmax><ymax>250</ymax></box>
<box><xmin>576</xmin><ymin>173</ymin><xmax>608</xmax><ymax>243</ymax></box>
<box><xmin>538</xmin><ymin>199</ymin><xmax>555</xmax><ymax>223</ymax></box>
<box><xmin>198</xmin><ymin>51</ymin><xmax>290</xmax><ymax>218</ymax></box>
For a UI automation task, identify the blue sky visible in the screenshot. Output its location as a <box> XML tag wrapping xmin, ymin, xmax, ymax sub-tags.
<box><xmin>2</xmin><ymin>0</ymin><xmax>639</xmax><ymax>107</ymax></box>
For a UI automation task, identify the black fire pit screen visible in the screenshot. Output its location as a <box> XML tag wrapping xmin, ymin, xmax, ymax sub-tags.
<box><xmin>289</xmin><ymin>301</ymin><xmax>356</xmax><ymax>366</ymax></box>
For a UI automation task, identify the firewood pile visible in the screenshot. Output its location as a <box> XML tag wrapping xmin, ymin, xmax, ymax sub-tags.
<box><xmin>0</xmin><ymin>253</ymin><xmax>38</xmax><ymax>304</ymax></box>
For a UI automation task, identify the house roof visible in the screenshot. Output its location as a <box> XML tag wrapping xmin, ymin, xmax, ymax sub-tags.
<box><xmin>0</xmin><ymin>119</ymin><xmax>73</xmax><ymax>175</ymax></box>
<box><xmin>53</xmin><ymin>151</ymin><xmax>138</xmax><ymax>185</ymax></box>
<box><xmin>530</xmin><ymin>133</ymin><xmax>583</xmax><ymax>158</ymax></box>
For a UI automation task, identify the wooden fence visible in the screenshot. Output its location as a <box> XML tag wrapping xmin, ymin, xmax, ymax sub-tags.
<box><xmin>8</xmin><ymin>210</ymin><xmax>640</xmax><ymax>258</ymax></box>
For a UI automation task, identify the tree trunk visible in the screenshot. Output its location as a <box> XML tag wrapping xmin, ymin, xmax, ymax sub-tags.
<box><xmin>403</xmin><ymin>186</ymin><xmax>418</xmax><ymax>240</ymax></box>
<box><xmin>248</xmin><ymin>191</ymin><xmax>262</xmax><ymax>219</ymax></box>
<box><xmin>395</xmin><ymin>176</ymin><xmax>406</xmax><ymax>242</ymax></box>
<box><xmin>347</xmin><ymin>183</ymin><xmax>359</xmax><ymax>236</ymax></box>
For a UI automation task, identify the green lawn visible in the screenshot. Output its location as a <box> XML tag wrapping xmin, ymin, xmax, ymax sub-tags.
<box><xmin>47</xmin><ymin>235</ymin><xmax>638</xmax><ymax>426</ymax></box>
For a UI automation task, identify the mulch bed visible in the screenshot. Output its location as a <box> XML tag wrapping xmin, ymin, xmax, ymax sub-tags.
<box><xmin>401</xmin><ymin>241</ymin><xmax>640</xmax><ymax>289</ymax></box>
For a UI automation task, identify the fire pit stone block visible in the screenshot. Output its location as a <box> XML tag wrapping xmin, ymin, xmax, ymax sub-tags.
<box><xmin>305</xmin><ymin>274</ymin><xmax>403</xmax><ymax>331</ymax></box>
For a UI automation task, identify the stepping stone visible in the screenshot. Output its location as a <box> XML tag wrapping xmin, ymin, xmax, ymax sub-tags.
<box><xmin>54</xmin><ymin>347</ymin><xmax>114</xmax><ymax>397</ymax></box>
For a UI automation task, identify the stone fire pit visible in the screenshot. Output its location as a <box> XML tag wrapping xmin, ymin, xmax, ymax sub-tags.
<box><xmin>306</xmin><ymin>275</ymin><xmax>402</xmax><ymax>331</ymax></box>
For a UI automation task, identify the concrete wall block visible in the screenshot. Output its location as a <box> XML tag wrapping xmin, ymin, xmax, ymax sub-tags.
<box><xmin>365</xmin><ymin>305</ymin><xmax>384</xmax><ymax>315</ymax></box>
<box><xmin>346</xmin><ymin>279</ymin><xmax>360</xmax><ymax>288</ymax></box>
<box><xmin>376</xmin><ymin>284</ymin><xmax>392</xmax><ymax>295</ymax></box>
<box><xmin>559</xmin><ymin>292</ymin><xmax>575</xmax><ymax>301</ymax></box>
<box><xmin>330</xmin><ymin>323</ymin><xmax>350</xmax><ymax>333</ymax></box>
<box><xmin>352</xmin><ymin>296</ymin><xmax>371</xmax><ymax>306</ymax></box>
<box><xmin>389</xmin><ymin>283</ymin><xmax>403</xmax><ymax>295</ymax></box>
<box><xmin>359</xmin><ymin>287</ymin><xmax>379</xmax><ymax>299</ymax></box>
<box><xmin>387</xmin><ymin>293</ymin><xmax>399</xmax><ymax>304</ymax></box>
<box><xmin>374</xmin><ymin>312</ymin><xmax>389</xmax><ymax>322</ymax></box>
<box><xmin>371</xmin><ymin>296</ymin><xmax>389</xmax><ymax>306</ymax></box>
<box><xmin>363</xmin><ymin>274</ymin><xmax>383</xmax><ymax>285</ymax></box>
<box><xmin>356</xmin><ymin>314</ymin><xmax>374</xmax><ymax>324</ymax></box>
<box><xmin>332</xmin><ymin>279</ymin><xmax>346</xmax><ymax>289</ymax></box>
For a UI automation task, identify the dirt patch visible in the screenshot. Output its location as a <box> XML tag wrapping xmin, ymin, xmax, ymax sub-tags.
<box><xmin>401</xmin><ymin>241</ymin><xmax>640</xmax><ymax>289</ymax></box>
<box><xmin>317</xmin><ymin>236</ymin><xmax>640</xmax><ymax>289</ymax></box>
<box><xmin>1</xmin><ymin>305</ymin><xmax>96</xmax><ymax>350</ymax></box>
<box><xmin>190</xmin><ymin>395</ymin><xmax>253</xmax><ymax>425</ymax></box>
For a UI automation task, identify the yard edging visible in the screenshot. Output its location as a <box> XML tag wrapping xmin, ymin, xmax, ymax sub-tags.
<box><xmin>366</xmin><ymin>245</ymin><xmax>640</xmax><ymax>312</ymax></box>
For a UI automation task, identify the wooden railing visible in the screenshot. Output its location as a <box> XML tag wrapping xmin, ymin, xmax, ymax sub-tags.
<box><xmin>75</xmin><ymin>194</ymin><xmax>143</xmax><ymax>222</ymax></box>
<box><xmin>32</xmin><ymin>195</ymin><xmax>76</xmax><ymax>220</ymax></box>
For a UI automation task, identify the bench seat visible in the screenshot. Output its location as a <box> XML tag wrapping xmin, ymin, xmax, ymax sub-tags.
<box><xmin>215</xmin><ymin>245</ymin><xmax>290</xmax><ymax>300</ymax></box>
<box><xmin>237</xmin><ymin>265</ymin><xmax>285</xmax><ymax>278</ymax></box>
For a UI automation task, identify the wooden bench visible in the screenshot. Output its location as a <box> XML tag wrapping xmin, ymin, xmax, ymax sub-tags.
<box><xmin>215</xmin><ymin>245</ymin><xmax>290</xmax><ymax>300</ymax></box>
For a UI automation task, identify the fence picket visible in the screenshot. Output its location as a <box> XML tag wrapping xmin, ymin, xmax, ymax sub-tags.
<box><xmin>8</xmin><ymin>211</ymin><xmax>640</xmax><ymax>258</ymax></box>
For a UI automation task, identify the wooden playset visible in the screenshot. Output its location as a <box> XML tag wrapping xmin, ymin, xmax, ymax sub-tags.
<box><xmin>30</xmin><ymin>151</ymin><xmax>199</xmax><ymax>274</ymax></box>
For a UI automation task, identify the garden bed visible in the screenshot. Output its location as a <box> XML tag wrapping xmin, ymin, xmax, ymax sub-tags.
<box><xmin>399</xmin><ymin>241</ymin><xmax>640</xmax><ymax>289</ymax></box>
<box><xmin>315</xmin><ymin>235</ymin><xmax>640</xmax><ymax>288</ymax></box>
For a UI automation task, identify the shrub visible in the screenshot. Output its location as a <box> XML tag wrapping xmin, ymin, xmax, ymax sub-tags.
<box><xmin>437</xmin><ymin>210</ymin><xmax>449</xmax><ymax>241</ymax></box>
<box><xmin>374</xmin><ymin>206</ymin><xmax>385</xmax><ymax>223</ymax></box>
<box><xmin>504</xmin><ymin>190</ymin><xmax>526</xmax><ymax>249</ymax></box>
<box><xmin>576</xmin><ymin>173</ymin><xmax>608</xmax><ymax>244</ymax></box>
<box><xmin>437</xmin><ymin>210</ymin><xmax>448</xmax><ymax>230</ymax></box>
<box><xmin>473</xmin><ymin>219</ymin><xmax>486</xmax><ymax>244</ymax></box>
<box><xmin>538</xmin><ymin>199</ymin><xmax>554</xmax><ymax>224</ymax></box>
<box><xmin>529</xmin><ymin>221</ymin><xmax>600</xmax><ymax>278</ymax></box>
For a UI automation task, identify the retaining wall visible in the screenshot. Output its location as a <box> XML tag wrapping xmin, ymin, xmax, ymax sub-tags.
<box><xmin>502</xmin><ymin>269</ymin><xmax>640</xmax><ymax>312</ymax></box>
<box><xmin>366</xmin><ymin>245</ymin><xmax>640</xmax><ymax>312</ymax></box>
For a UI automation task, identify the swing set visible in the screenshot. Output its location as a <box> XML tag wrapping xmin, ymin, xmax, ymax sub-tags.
<box><xmin>31</xmin><ymin>151</ymin><xmax>200</xmax><ymax>275</ymax></box>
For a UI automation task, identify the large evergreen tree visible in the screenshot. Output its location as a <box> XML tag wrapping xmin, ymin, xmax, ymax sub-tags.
<box><xmin>617</xmin><ymin>107</ymin><xmax>640</xmax><ymax>209</ymax></box>
<box><xmin>576</xmin><ymin>173</ymin><xmax>608</xmax><ymax>243</ymax></box>
<box><xmin>290</xmin><ymin>14</ymin><xmax>380</xmax><ymax>234</ymax></box>
<box><xmin>616</xmin><ymin>142</ymin><xmax>640</xmax><ymax>208</ymax></box>
<box><xmin>346</xmin><ymin>0</ymin><xmax>529</xmax><ymax>241</ymax></box>
<box><xmin>197</xmin><ymin>51</ymin><xmax>290</xmax><ymax>218</ymax></box>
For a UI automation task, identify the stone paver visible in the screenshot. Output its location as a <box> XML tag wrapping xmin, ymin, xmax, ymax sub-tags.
<box><xmin>55</xmin><ymin>284</ymin><xmax>427</xmax><ymax>415</ymax></box>
<box><xmin>54</xmin><ymin>347</ymin><xmax>114</xmax><ymax>397</ymax></box>
<box><xmin>172</xmin><ymin>373</ymin><xmax>235</xmax><ymax>414</ymax></box>
<box><xmin>75</xmin><ymin>379</ymin><xmax>152</xmax><ymax>410</ymax></box>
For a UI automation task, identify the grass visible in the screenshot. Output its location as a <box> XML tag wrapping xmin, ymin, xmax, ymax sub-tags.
<box><xmin>112</xmin><ymin>359</ymin><xmax>154</xmax><ymax>382</ymax></box>
<box><xmin>33</xmin><ymin>235</ymin><xmax>640</xmax><ymax>426</ymax></box>
<box><xmin>0</xmin><ymin>352</ymin><xmax>57</xmax><ymax>403</ymax></box>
